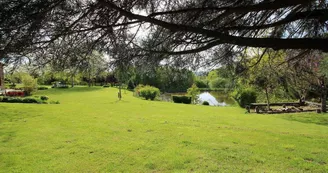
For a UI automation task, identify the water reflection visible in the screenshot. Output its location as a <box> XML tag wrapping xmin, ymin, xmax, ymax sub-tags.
<box><xmin>161</xmin><ymin>91</ymin><xmax>234</xmax><ymax>106</ymax></box>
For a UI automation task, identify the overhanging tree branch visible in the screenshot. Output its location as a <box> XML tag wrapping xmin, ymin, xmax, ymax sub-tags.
<box><xmin>221</xmin><ymin>9</ymin><xmax>328</xmax><ymax>31</ymax></box>
<box><xmin>101</xmin><ymin>0</ymin><xmax>328</xmax><ymax>52</ymax></box>
<box><xmin>147</xmin><ymin>0</ymin><xmax>313</xmax><ymax>17</ymax></box>
<box><xmin>138</xmin><ymin>40</ymin><xmax>223</xmax><ymax>55</ymax></box>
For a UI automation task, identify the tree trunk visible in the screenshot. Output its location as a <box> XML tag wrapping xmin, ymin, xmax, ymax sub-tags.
<box><xmin>265</xmin><ymin>88</ymin><xmax>270</xmax><ymax>110</ymax></box>
<box><xmin>0</xmin><ymin>63</ymin><xmax>4</xmax><ymax>90</ymax></box>
<box><xmin>88</xmin><ymin>72</ymin><xmax>91</xmax><ymax>87</ymax></box>
<box><xmin>71</xmin><ymin>75</ymin><xmax>75</xmax><ymax>88</ymax></box>
<box><xmin>118</xmin><ymin>83</ymin><xmax>122</xmax><ymax>100</ymax></box>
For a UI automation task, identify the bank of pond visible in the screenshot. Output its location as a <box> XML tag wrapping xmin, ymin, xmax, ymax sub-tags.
<box><xmin>161</xmin><ymin>91</ymin><xmax>235</xmax><ymax>106</ymax></box>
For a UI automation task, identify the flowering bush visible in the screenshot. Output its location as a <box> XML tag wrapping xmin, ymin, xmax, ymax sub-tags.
<box><xmin>6</xmin><ymin>91</ymin><xmax>25</xmax><ymax>97</ymax></box>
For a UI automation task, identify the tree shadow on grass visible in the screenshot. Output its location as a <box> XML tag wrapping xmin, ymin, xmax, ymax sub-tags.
<box><xmin>0</xmin><ymin>105</ymin><xmax>43</xmax><ymax>123</ymax></box>
<box><xmin>278</xmin><ymin>113</ymin><xmax>328</xmax><ymax>126</ymax></box>
<box><xmin>37</xmin><ymin>86</ymin><xmax>103</xmax><ymax>95</ymax></box>
<box><xmin>110</xmin><ymin>100</ymin><xmax>130</xmax><ymax>104</ymax></box>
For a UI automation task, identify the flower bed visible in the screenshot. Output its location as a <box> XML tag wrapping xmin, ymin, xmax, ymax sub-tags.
<box><xmin>6</xmin><ymin>90</ymin><xmax>25</xmax><ymax>97</ymax></box>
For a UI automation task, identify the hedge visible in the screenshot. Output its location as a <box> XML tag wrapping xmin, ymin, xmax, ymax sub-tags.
<box><xmin>38</xmin><ymin>86</ymin><xmax>49</xmax><ymax>90</ymax></box>
<box><xmin>231</xmin><ymin>88</ymin><xmax>257</xmax><ymax>108</ymax></box>
<box><xmin>172</xmin><ymin>95</ymin><xmax>192</xmax><ymax>104</ymax></box>
<box><xmin>0</xmin><ymin>96</ymin><xmax>58</xmax><ymax>104</ymax></box>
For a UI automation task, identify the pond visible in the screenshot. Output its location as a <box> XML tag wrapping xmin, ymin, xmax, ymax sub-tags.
<box><xmin>161</xmin><ymin>91</ymin><xmax>235</xmax><ymax>106</ymax></box>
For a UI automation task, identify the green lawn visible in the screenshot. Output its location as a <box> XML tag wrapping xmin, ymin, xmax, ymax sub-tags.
<box><xmin>1</xmin><ymin>87</ymin><xmax>327</xmax><ymax>172</ymax></box>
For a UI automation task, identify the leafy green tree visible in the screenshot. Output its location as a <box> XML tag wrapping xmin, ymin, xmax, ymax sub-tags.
<box><xmin>80</xmin><ymin>51</ymin><xmax>107</xmax><ymax>87</ymax></box>
<box><xmin>247</xmin><ymin>50</ymin><xmax>286</xmax><ymax>109</ymax></box>
<box><xmin>209</xmin><ymin>78</ymin><xmax>228</xmax><ymax>89</ymax></box>
<box><xmin>206</xmin><ymin>66</ymin><xmax>234</xmax><ymax>90</ymax></box>
<box><xmin>7</xmin><ymin>72</ymin><xmax>25</xmax><ymax>84</ymax></box>
<box><xmin>156</xmin><ymin>67</ymin><xmax>194</xmax><ymax>93</ymax></box>
<box><xmin>318</xmin><ymin>54</ymin><xmax>328</xmax><ymax>112</ymax></box>
<box><xmin>207</xmin><ymin>70</ymin><xmax>219</xmax><ymax>82</ymax></box>
<box><xmin>194</xmin><ymin>79</ymin><xmax>208</xmax><ymax>88</ymax></box>
<box><xmin>282</xmin><ymin>51</ymin><xmax>327</xmax><ymax>112</ymax></box>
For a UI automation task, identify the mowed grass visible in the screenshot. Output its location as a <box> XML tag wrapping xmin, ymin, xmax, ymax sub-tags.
<box><xmin>0</xmin><ymin>87</ymin><xmax>328</xmax><ymax>172</ymax></box>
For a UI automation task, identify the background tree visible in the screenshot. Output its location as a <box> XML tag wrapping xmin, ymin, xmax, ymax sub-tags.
<box><xmin>237</xmin><ymin>49</ymin><xmax>287</xmax><ymax>109</ymax></box>
<box><xmin>318</xmin><ymin>53</ymin><xmax>328</xmax><ymax>112</ymax></box>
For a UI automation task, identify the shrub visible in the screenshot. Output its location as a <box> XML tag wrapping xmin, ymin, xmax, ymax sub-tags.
<box><xmin>134</xmin><ymin>84</ymin><xmax>145</xmax><ymax>96</ymax></box>
<box><xmin>57</xmin><ymin>85</ymin><xmax>69</xmax><ymax>88</ymax></box>
<box><xmin>22</xmin><ymin>74</ymin><xmax>37</xmax><ymax>96</ymax></box>
<box><xmin>0</xmin><ymin>96</ymin><xmax>52</xmax><ymax>104</ymax></box>
<box><xmin>139</xmin><ymin>85</ymin><xmax>160</xmax><ymax>100</ymax></box>
<box><xmin>7</xmin><ymin>97</ymin><xmax>23</xmax><ymax>103</ymax></box>
<box><xmin>9</xmin><ymin>83</ymin><xmax>16</xmax><ymax>89</ymax></box>
<box><xmin>49</xmin><ymin>100</ymin><xmax>60</xmax><ymax>104</ymax></box>
<box><xmin>2</xmin><ymin>97</ymin><xmax>9</xmax><ymax>102</ymax></box>
<box><xmin>172</xmin><ymin>95</ymin><xmax>192</xmax><ymax>104</ymax></box>
<box><xmin>40</xmin><ymin>96</ymin><xmax>49</xmax><ymax>101</ymax></box>
<box><xmin>202</xmin><ymin>101</ymin><xmax>210</xmax><ymax>105</ymax></box>
<box><xmin>172</xmin><ymin>95</ymin><xmax>182</xmax><ymax>103</ymax></box>
<box><xmin>22</xmin><ymin>97</ymin><xmax>39</xmax><ymax>103</ymax></box>
<box><xmin>103</xmin><ymin>85</ymin><xmax>110</xmax><ymax>88</ymax></box>
<box><xmin>232</xmin><ymin>88</ymin><xmax>257</xmax><ymax>108</ymax></box>
<box><xmin>187</xmin><ymin>84</ymin><xmax>200</xmax><ymax>104</ymax></box>
<box><xmin>38</xmin><ymin>86</ymin><xmax>49</xmax><ymax>90</ymax></box>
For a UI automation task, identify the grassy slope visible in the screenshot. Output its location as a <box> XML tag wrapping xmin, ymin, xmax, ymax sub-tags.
<box><xmin>0</xmin><ymin>87</ymin><xmax>327</xmax><ymax>172</ymax></box>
